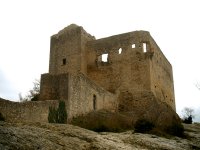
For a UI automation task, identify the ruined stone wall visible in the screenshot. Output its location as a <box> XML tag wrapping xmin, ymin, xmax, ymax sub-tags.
<box><xmin>86</xmin><ymin>31</ymin><xmax>152</xmax><ymax>93</ymax></box>
<box><xmin>148</xmin><ymin>38</ymin><xmax>176</xmax><ymax>110</ymax></box>
<box><xmin>80</xmin><ymin>28</ymin><xmax>95</xmax><ymax>74</ymax></box>
<box><xmin>49</xmin><ymin>25</ymin><xmax>81</xmax><ymax>75</ymax></box>
<box><xmin>49</xmin><ymin>24</ymin><xmax>94</xmax><ymax>75</ymax></box>
<box><xmin>67</xmin><ymin>73</ymin><xmax>117</xmax><ymax>119</ymax></box>
<box><xmin>40</xmin><ymin>73</ymin><xmax>69</xmax><ymax>101</ymax></box>
<box><xmin>86</xmin><ymin>30</ymin><xmax>175</xmax><ymax>110</ymax></box>
<box><xmin>0</xmin><ymin>99</ymin><xmax>59</xmax><ymax>123</ymax></box>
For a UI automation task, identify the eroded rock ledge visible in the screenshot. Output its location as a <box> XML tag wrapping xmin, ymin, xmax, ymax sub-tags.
<box><xmin>0</xmin><ymin>121</ymin><xmax>199</xmax><ymax>150</ymax></box>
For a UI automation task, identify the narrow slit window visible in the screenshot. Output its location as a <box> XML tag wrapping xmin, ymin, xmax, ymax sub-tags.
<box><xmin>62</xmin><ymin>58</ymin><xmax>66</xmax><ymax>65</ymax></box>
<box><xmin>118</xmin><ymin>48</ymin><xmax>122</xmax><ymax>54</ymax></box>
<box><xmin>132</xmin><ymin>44</ymin><xmax>136</xmax><ymax>48</ymax></box>
<box><xmin>102</xmin><ymin>53</ymin><xmax>108</xmax><ymax>62</ymax></box>
<box><xmin>143</xmin><ymin>43</ymin><xmax>147</xmax><ymax>52</ymax></box>
<box><xmin>93</xmin><ymin>95</ymin><xmax>96</xmax><ymax>110</ymax></box>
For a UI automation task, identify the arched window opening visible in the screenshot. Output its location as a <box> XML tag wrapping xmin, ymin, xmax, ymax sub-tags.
<box><xmin>118</xmin><ymin>48</ymin><xmax>122</xmax><ymax>54</ymax></box>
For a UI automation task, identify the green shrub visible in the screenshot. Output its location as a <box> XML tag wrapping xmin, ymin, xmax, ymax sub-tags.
<box><xmin>57</xmin><ymin>101</ymin><xmax>67</xmax><ymax>123</ymax></box>
<box><xmin>134</xmin><ymin>119</ymin><xmax>154</xmax><ymax>133</ymax></box>
<box><xmin>165</xmin><ymin>122</ymin><xmax>184</xmax><ymax>137</ymax></box>
<box><xmin>48</xmin><ymin>101</ymin><xmax>67</xmax><ymax>124</ymax></box>
<box><xmin>0</xmin><ymin>112</ymin><xmax>5</xmax><ymax>121</ymax></box>
<box><xmin>48</xmin><ymin>106</ymin><xmax>58</xmax><ymax>123</ymax></box>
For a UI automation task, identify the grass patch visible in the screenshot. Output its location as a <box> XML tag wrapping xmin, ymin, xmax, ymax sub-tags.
<box><xmin>133</xmin><ymin>119</ymin><xmax>186</xmax><ymax>138</ymax></box>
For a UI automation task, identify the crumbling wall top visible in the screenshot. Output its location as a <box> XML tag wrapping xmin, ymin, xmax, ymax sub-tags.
<box><xmin>51</xmin><ymin>24</ymin><xmax>95</xmax><ymax>40</ymax></box>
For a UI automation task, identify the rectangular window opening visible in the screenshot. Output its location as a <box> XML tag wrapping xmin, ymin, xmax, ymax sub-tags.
<box><xmin>132</xmin><ymin>44</ymin><xmax>136</xmax><ymax>48</ymax></box>
<box><xmin>118</xmin><ymin>48</ymin><xmax>122</xmax><ymax>54</ymax></box>
<box><xmin>62</xmin><ymin>58</ymin><xmax>66</xmax><ymax>65</ymax></box>
<box><xmin>143</xmin><ymin>43</ymin><xmax>147</xmax><ymax>52</ymax></box>
<box><xmin>102</xmin><ymin>53</ymin><xmax>108</xmax><ymax>62</ymax></box>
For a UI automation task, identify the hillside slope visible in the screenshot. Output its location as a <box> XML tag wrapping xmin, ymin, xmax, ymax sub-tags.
<box><xmin>0</xmin><ymin>121</ymin><xmax>200</xmax><ymax>150</ymax></box>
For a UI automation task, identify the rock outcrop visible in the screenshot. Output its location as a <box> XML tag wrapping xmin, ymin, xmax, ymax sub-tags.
<box><xmin>0</xmin><ymin>121</ymin><xmax>200</xmax><ymax>150</ymax></box>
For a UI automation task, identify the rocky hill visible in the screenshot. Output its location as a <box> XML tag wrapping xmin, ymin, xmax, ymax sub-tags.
<box><xmin>0</xmin><ymin>121</ymin><xmax>200</xmax><ymax>150</ymax></box>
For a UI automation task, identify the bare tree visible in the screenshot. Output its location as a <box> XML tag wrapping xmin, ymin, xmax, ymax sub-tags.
<box><xmin>182</xmin><ymin>107</ymin><xmax>194</xmax><ymax>124</ymax></box>
<box><xmin>182</xmin><ymin>107</ymin><xmax>194</xmax><ymax>118</ymax></box>
<box><xmin>19</xmin><ymin>79</ymin><xmax>40</xmax><ymax>102</ymax></box>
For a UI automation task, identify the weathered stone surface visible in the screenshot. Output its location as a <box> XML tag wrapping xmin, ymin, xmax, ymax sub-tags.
<box><xmin>71</xmin><ymin>91</ymin><xmax>180</xmax><ymax>132</ymax></box>
<box><xmin>0</xmin><ymin>98</ymin><xmax>59</xmax><ymax>123</ymax></box>
<box><xmin>0</xmin><ymin>121</ymin><xmax>199</xmax><ymax>150</ymax></box>
<box><xmin>118</xmin><ymin>91</ymin><xmax>180</xmax><ymax>129</ymax></box>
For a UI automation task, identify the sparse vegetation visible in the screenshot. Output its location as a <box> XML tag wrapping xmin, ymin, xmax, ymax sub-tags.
<box><xmin>133</xmin><ymin>118</ymin><xmax>185</xmax><ymax>138</ymax></box>
<box><xmin>182</xmin><ymin>107</ymin><xmax>194</xmax><ymax>124</ymax></box>
<box><xmin>165</xmin><ymin>122</ymin><xmax>184</xmax><ymax>137</ymax></box>
<box><xmin>134</xmin><ymin>119</ymin><xmax>155</xmax><ymax>133</ymax></box>
<box><xmin>0</xmin><ymin>112</ymin><xmax>5</xmax><ymax>121</ymax></box>
<box><xmin>48</xmin><ymin>101</ymin><xmax>67</xmax><ymax>124</ymax></box>
<box><xmin>71</xmin><ymin>110</ymin><xmax>133</xmax><ymax>132</ymax></box>
<box><xmin>48</xmin><ymin>106</ymin><xmax>58</xmax><ymax>123</ymax></box>
<box><xmin>183</xmin><ymin>115</ymin><xmax>193</xmax><ymax>124</ymax></box>
<box><xmin>57</xmin><ymin>101</ymin><xmax>67</xmax><ymax>123</ymax></box>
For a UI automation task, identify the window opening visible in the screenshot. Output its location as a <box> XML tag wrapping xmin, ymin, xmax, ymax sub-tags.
<box><xmin>102</xmin><ymin>53</ymin><xmax>108</xmax><ymax>62</ymax></box>
<box><xmin>93</xmin><ymin>95</ymin><xmax>97</xmax><ymax>110</ymax></box>
<box><xmin>118</xmin><ymin>48</ymin><xmax>122</xmax><ymax>54</ymax></box>
<box><xmin>132</xmin><ymin>44</ymin><xmax>136</xmax><ymax>48</ymax></box>
<box><xmin>143</xmin><ymin>43</ymin><xmax>147</xmax><ymax>52</ymax></box>
<box><xmin>62</xmin><ymin>58</ymin><xmax>66</xmax><ymax>65</ymax></box>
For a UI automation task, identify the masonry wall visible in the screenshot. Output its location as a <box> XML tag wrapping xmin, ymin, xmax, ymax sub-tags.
<box><xmin>40</xmin><ymin>73</ymin><xmax>69</xmax><ymax>101</ymax></box>
<box><xmin>148</xmin><ymin>38</ymin><xmax>176</xmax><ymax>110</ymax></box>
<box><xmin>49</xmin><ymin>24</ymin><xmax>94</xmax><ymax>75</ymax></box>
<box><xmin>0</xmin><ymin>99</ymin><xmax>59</xmax><ymax>123</ymax></box>
<box><xmin>86</xmin><ymin>31</ymin><xmax>175</xmax><ymax>110</ymax></box>
<box><xmin>67</xmin><ymin>73</ymin><xmax>117</xmax><ymax>119</ymax></box>
<box><xmin>86</xmin><ymin>31</ymin><xmax>152</xmax><ymax>93</ymax></box>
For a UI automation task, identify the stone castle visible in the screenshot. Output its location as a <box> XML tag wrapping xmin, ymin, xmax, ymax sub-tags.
<box><xmin>39</xmin><ymin>24</ymin><xmax>176</xmax><ymax>120</ymax></box>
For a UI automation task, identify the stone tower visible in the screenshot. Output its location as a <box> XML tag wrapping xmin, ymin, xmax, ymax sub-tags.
<box><xmin>49</xmin><ymin>24</ymin><xmax>94</xmax><ymax>75</ymax></box>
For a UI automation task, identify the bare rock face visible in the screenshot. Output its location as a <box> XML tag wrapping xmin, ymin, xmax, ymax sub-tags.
<box><xmin>0</xmin><ymin>121</ymin><xmax>200</xmax><ymax>150</ymax></box>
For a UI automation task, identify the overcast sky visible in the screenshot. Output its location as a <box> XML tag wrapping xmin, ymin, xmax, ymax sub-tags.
<box><xmin>0</xmin><ymin>0</ymin><xmax>200</xmax><ymax>121</ymax></box>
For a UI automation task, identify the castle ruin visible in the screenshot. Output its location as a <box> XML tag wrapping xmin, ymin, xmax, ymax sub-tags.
<box><xmin>40</xmin><ymin>24</ymin><xmax>176</xmax><ymax>120</ymax></box>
